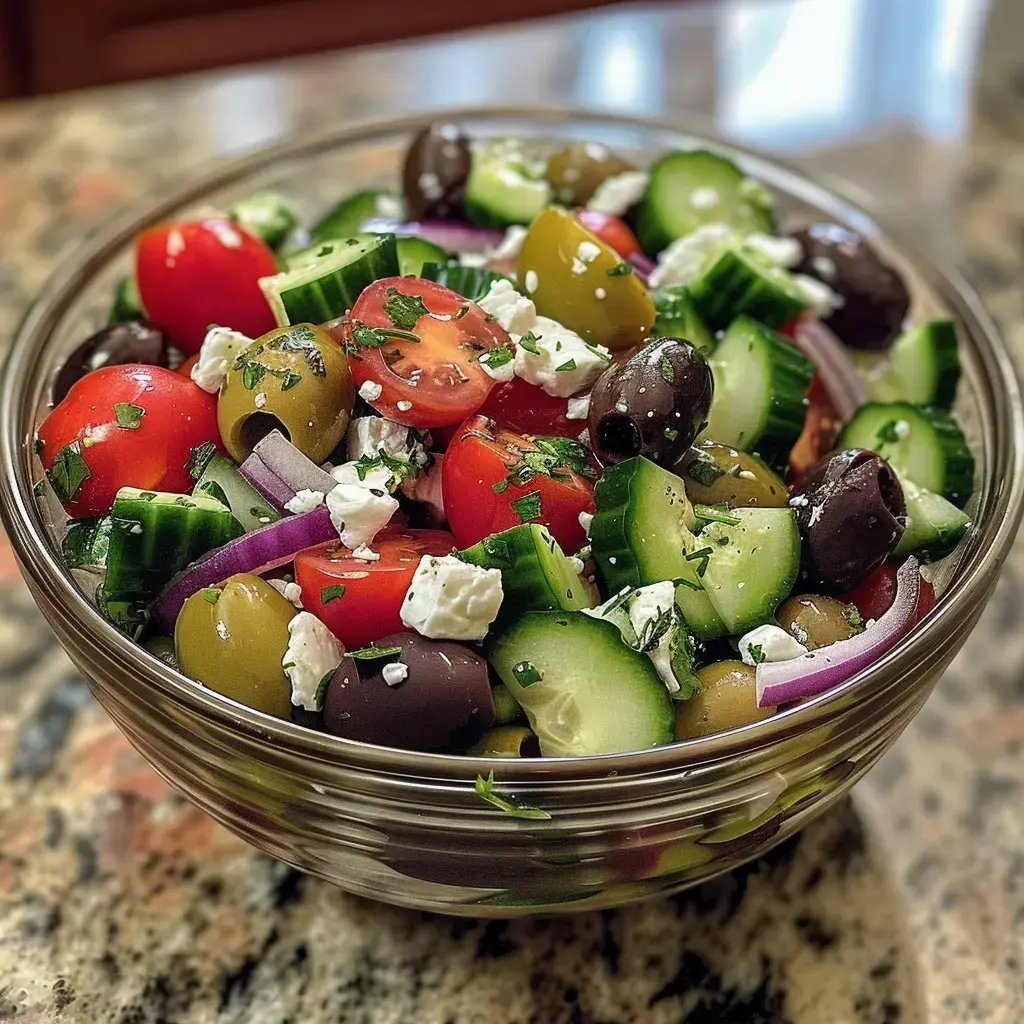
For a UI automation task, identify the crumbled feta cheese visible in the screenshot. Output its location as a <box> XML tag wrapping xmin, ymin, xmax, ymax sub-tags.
<box><xmin>566</xmin><ymin>394</ymin><xmax>591</xmax><ymax>420</ymax></box>
<box><xmin>269</xmin><ymin>579</ymin><xmax>304</xmax><ymax>608</ymax></box>
<box><xmin>254</xmin><ymin>392</ymin><xmax>268</xmax><ymax>409</ymax></box>
<box><xmin>738</xmin><ymin>624</ymin><xmax>808</xmax><ymax>667</ymax></box>
<box><xmin>284</xmin><ymin>488</ymin><xmax>325</xmax><ymax>515</ymax></box>
<box><xmin>524</xmin><ymin>270</ymin><xmax>539</xmax><ymax>294</ymax></box>
<box><xmin>486</xmin><ymin>225</ymin><xmax>528</xmax><ymax>260</ymax></box>
<box><xmin>479</xmin><ymin>349</ymin><xmax>516</xmax><ymax>382</ymax></box>
<box><xmin>571</xmin><ymin>257</ymin><xmax>588</xmax><ymax>276</ymax></box>
<box><xmin>627</xmin><ymin>582</ymin><xmax>683</xmax><ymax>693</ymax></box>
<box><xmin>476</xmin><ymin>279</ymin><xmax>536</xmax><ymax>336</ymax></box>
<box><xmin>689</xmin><ymin>187</ymin><xmax>720</xmax><ymax>210</ymax></box>
<box><xmin>578</xmin><ymin>510</ymin><xmax>594</xmax><ymax>536</ymax></box>
<box><xmin>358</xmin><ymin>379</ymin><xmax>383</xmax><ymax>403</ymax></box>
<box><xmin>382</xmin><ymin>662</ymin><xmax>409</xmax><ymax>687</ymax></box>
<box><xmin>459</xmin><ymin>252</ymin><xmax>488</xmax><ymax>268</ymax></box>
<box><xmin>514</xmin><ymin>317</ymin><xmax>611</xmax><ymax>398</ymax></box>
<box><xmin>745</xmin><ymin>233</ymin><xmax>803</xmax><ymax>268</ymax></box>
<box><xmin>331</xmin><ymin>460</ymin><xmax>396</xmax><ymax>493</ymax></box>
<box><xmin>190</xmin><ymin>325</ymin><xmax>253</xmax><ymax>393</ymax></box>
<box><xmin>326</xmin><ymin>483</ymin><xmax>398</xmax><ymax>549</ymax></box>
<box><xmin>792</xmin><ymin>274</ymin><xmax>843</xmax><ymax>317</ymax></box>
<box><xmin>587</xmin><ymin>171</ymin><xmax>649</xmax><ymax>216</ymax></box>
<box><xmin>374</xmin><ymin>193</ymin><xmax>405</xmax><ymax>220</ymax></box>
<box><xmin>594</xmin><ymin>287</ymin><xmax>607</xmax><ymax>300</ymax></box>
<box><xmin>894</xmin><ymin>419</ymin><xmax>911</xmax><ymax>439</ymax></box>
<box><xmin>738</xmin><ymin>469</ymin><xmax>757</xmax><ymax>481</ymax></box>
<box><xmin>351</xmin><ymin>544</ymin><xmax>381</xmax><ymax>562</ymax></box>
<box><xmin>396</xmin><ymin>400</ymin><xmax>413</xmax><ymax>412</ymax></box>
<box><xmin>569</xmin><ymin>555</ymin><xmax>586</xmax><ymax>575</ymax></box>
<box><xmin>400</xmin><ymin>555</ymin><xmax>503</xmax><ymax>640</ymax></box>
<box><xmin>649</xmin><ymin>223</ymin><xmax>738</xmax><ymax>289</ymax></box>
<box><xmin>577</xmin><ymin>240</ymin><xmax>601</xmax><ymax>264</ymax></box>
<box><xmin>347</xmin><ymin>416</ymin><xmax>413</xmax><ymax>462</ymax></box>
<box><xmin>283</xmin><ymin>612</ymin><xmax>344</xmax><ymax>710</ymax></box>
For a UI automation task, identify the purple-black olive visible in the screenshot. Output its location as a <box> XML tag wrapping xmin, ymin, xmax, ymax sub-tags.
<box><xmin>792</xmin><ymin>223</ymin><xmax>910</xmax><ymax>351</ymax></box>
<box><xmin>587</xmin><ymin>337</ymin><xmax>713</xmax><ymax>468</ymax></box>
<box><xmin>322</xmin><ymin>632</ymin><xmax>494</xmax><ymax>752</ymax></box>
<box><xmin>789</xmin><ymin>448</ymin><xmax>906</xmax><ymax>592</ymax></box>
<box><xmin>52</xmin><ymin>320</ymin><xmax>169</xmax><ymax>405</ymax></box>
<box><xmin>402</xmin><ymin>123</ymin><xmax>472</xmax><ymax>221</ymax></box>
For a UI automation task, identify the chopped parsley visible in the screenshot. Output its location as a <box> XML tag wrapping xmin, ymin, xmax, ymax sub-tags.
<box><xmin>349</xmin><ymin>320</ymin><xmax>422</xmax><ymax>353</ymax></box>
<box><xmin>685</xmin><ymin>457</ymin><xmax>725</xmax><ymax>488</ymax></box>
<box><xmin>693</xmin><ymin>503</ymin><xmax>741</xmax><ymax>527</ymax></box>
<box><xmin>685</xmin><ymin>546</ymin><xmax>714</xmax><ymax>578</ymax></box>
<box><xmin>479</xmin><ymin>343</ymin><xmax>515</xmax><ymax>370</ymax></box>
<box><xmin>512</xmin><ymin>661</ymin><xmax>543</xmax><ymax>686</ymax></box>
<box><xmin>518</xmin><ymin>331</ymin><xmax>542</xmax><ymax>355</ymax></box>
<box><xmin>274</xmin><ymin>324</ymin><xmax>326</xmax><ymax>376</ymax></box>
<box><xmin>200</xmin><ymin>588</ymin><xmax>222</xmax><ymax>605</ymax></box>
<box><xmin>383</xmin><ymin>287</ymin><xmax>431</xmax><ymax>330</ymax></box>
<box><xmin>491</xmin><ymin>479</ymin><xmax>510</xmax><ymax>494</ymax></box>
<box><xmin>113</xmin><ymin>402</ymin><xmax>145</xmax><ymax>430</ymax></box>
<box><xmin>242</xmin><ymin>361</ymin><xmax>267</xmax><ymax>390</ymax></box>
<box><xmin>48</xmin><ymin>441</ymin><xmax>92</xmax><ymax>502</ymax></box>
<box><xmin>474</xmin><ymin>771</ymin><xmax>551</xmax><ymax>821</ymax></box>
<box><xmin>748</xmin><ymin>643</ymin><xmax>766</xmax><ymax>665</ymax></box>
<box><xmin>846</xmin><ymin>605</ymin><xmax>864</xmax><ymax>629</ymax></box>
<box><xmin>454</xmin><ymin>304</ymin><xmax>470</xmax><ymax>320</ymax></box>
<box><xmin>659</xmin><ymin>357</ymin><xmax>676</xmax><ymax>384</ymax></box>
<box><xmin>313</xmin><ymin>671</ymin><xmax>333</xmax><ymax>709</ymax></box>
<box><xmin>555</xmin><ymin>358</ymin><xmax>577</xmax><ymax>372</ymax></box>
<box><xmin>348</xmin><ymin>645</ymin><xmax>403</xmax><ymax>660</ymax></box>
<box><xmin>320</xmin><ymin>584</ymin><xmax>346</xmax><ymax>604</ymax></box>
<box><xmin>510</xmin><ymin>490</ymin><xmax>542</xmax><ymax>524</ymax></box>
<box><xmin>606</xmin><ymin>261</ymin><xmax>633</xmax><ymax>277</ymax></box>
<box><xmin>280</xmin><ymin>369</ymin><xmax>302</xmax><ymax>391</ymax></box>
<box><xmin>635</xmin><ymin>608</ymin><xmax>675</xmax><ymax>653</ymax></box>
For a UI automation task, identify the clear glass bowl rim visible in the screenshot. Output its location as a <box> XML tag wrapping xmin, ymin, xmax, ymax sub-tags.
<box><xmin>2</xmin><ymin>105</ymin><xmax>1022</xmax><ymax>782</ymax></box>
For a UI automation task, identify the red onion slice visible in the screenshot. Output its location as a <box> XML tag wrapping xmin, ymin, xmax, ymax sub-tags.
<box><xmin>756</xmin><ymin>557</ymin><xmax>920</xmax><ymax>708</ymax></box>
<box><xmin>792</xmin><ymin>318</ymin><xmax>866</xmax><ymax>423</ymax></box>
<box><xmin>627</xmin><ymin>251</ymin><xmax>655</xmax><ymax>284</ymax></box>
<box><xmin>359</xmin><ymin>217</ymin><xmax>505</xmax><ymax>254</ymax></box>
<box><xmin>152</xmin><ymin>505</ymin><xmax>336</xmax><ymax>630</ymax></box>
<box><xmin>239</xmin><ymin>430</ymin><xmax>336</xmax><ymax>511</ymax></box>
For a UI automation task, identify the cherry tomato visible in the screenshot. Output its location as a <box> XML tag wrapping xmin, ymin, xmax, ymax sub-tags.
<box><xmin>575</xmin><ymin>210</ymin><xmax>642</xmax><ymax>260</ymax></box>
<box><xmin>38</xmin><ymin>364</ymin><xmax>221</xmax><ymax>517</ymax></box>
<box><xmin>295</xmin><ymin>528</ymin><xmax>456</xmax><ymax>649</ymax></box>
<box><xmin>478</xmin><ymin>376</ymin><xmax>584</xmax><ymax>439</ymax></box>
<box><xmin>135</xmin><ymin>218</ymin><xmax>277</xmax><ymax>356</ymax></box>
<box><xmin>344</xmin><ymin>278</ymin><xmax>506</xmax><ymax>429</ymax></box>
<box><xmin>175</xmin><ymin>354</ymin><xmax>200</xmax><ymax>379</ymax></box>
<box><xmin>841</xmin><ymin>564</ymin><xmax>937</xmax><ymax>625</ymax></box>
<box><xmin>442</xmin><ymin>414</ymin><xmax>595</xmax><ymax>552</ymax></box>
<box><xmin>788</xmin><ymin>374</ymin><xmax>841</xmax><ymax>480</ymax></box>
<box><xmin>777</xmin><ymin>316</ymin><xmax>802</xmax><ymax>339</ymax></box>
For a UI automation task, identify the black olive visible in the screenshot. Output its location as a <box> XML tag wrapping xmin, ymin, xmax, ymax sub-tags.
<box><xmin>322</xmin><ymin>632</ymin><xmax>494</xmax><ymax>752</ymax></box>
<box><xmin>587</xmin><ymin>337</ymin><xmax>713</xmax><ymax>468</ymax></box>
<box><xmin>402</xmin><ymin>123</ymin><xmax>472</xmax><ymax>221</ymax></box>
<box><xmin>792</xmin><ymin>223</ymin><xmax>910</xmax><ymax>350</ymax></box>
<box><xmin>789</xmin><ymin>448</ymin><xmax>906</xmax><ymax>592</ymax></box>
<box><xmin>52</xmin><ymin>320</ymin><xmax>170</xmax><ymax>405</ymax></box>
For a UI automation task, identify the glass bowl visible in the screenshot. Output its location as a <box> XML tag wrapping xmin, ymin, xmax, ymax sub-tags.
<box><xmin>2</xmin><ymin>109</ymin><xmax>1022</xmax><ymax>917</ymax></box>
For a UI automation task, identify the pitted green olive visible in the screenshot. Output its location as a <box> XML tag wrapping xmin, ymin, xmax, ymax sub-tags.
<box><xmin>467</xmin><ymin>726</ymin><xmax>541</xmax><ymax>757</ymax></box>
<box><xmin>545</xmin><ymin>142</ymin><xmax>635</xmax><ymax>207</ymax></box>
<box><xmin>675</xmin><ymin>661</ymin><xmax>775</xmax><ymax>740</ymax></box>
<box><xmin>218</xmin><ymin>323</ymin><xmax>354</xmax><ymax>464</ymax></box>
<box><xmin>776</xmin><ymin>594</ymin><xmax>862</xmax><ymax>650</ymax></box>
<box><xmin>174</xmin><ymin>573</ymin><xmax>295</xmax><ymax>719</ymax></box>
<box><xmin>677</xmin><ymin>440</ymin><xmax>788</xmax><ymax>508</ymax></box>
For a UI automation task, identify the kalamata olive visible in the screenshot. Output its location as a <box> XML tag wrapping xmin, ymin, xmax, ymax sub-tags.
<box><xmin>792</xmin><ymin>223</ymin><xmax>910</xmax><ymax>350</ymax></box>
<box><xmin>676</xmin><ymin>440</ymin><xmax>787</xmax><ymax>508</ymax></box>
<box><xmin>402</xmin><ymin>123</ymin><xmax>472</xmax><ymax>220</ymax></box>
<box><xmin>789</xmin><ymin>448</ymin><xmax>905</xmax><ymax>592</ymax></box>
<box><xmin>776</xmin><ymin>594</ymin><xmax>863</xmax><ymax>650</ymax></box>
<box><xmin>322</xmin><ymin>632</ymin><xmax>494</xmax><ymax>752</ymax></box>
<box><xmin>52</xmin><ymin>320</ymin><xmax>169</xmax><ymax>405</ymax></box>
<box><xmin>674</xmin><ymin>661</ymin><xmax>775</xmax><ymax>740</ymax></box>
<box><xmin>588</xmin><ymin>338</ymin><xmax>713</xmax><ymax>467</ymax></box>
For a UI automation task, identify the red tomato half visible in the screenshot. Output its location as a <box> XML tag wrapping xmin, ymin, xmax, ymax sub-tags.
<box><xmin>575</xmin><ymin>210</ymin><xmax>642</xmax><ymax>260</ymax></box>
<box><xmin>478</xmin><ymin>376</ymin><xmax>583</xmax><ymax>439</ymax></box>
<box><xmin>135</xmin><ymin>218</ymin><xmax>277</xmax><ymax>356</ymax></box>
<box><xmin>38</xmin><ymin>364</ymin><xmax>221</xmax><ymax>517</ymax></box>
<box><xmin>442</xmin><ymin>414</ymin><xmax>595</xmax><ymax>552</ymax></box>
<box><xmin>841</xmin><ymin>563</ymin><xmax>937</xmax><ymax>625</ymax></box>
<box><xmin>347</xmin><ymin>278</ymin><xmax>506</xmax><ymax>428</ymax></box>
<box><xmin>296</xmin><ymin>528</ymin><xmax>456</xmax><ymax>649</ymax></box>
<box><xmin>788</xmin><ymin>374</ymin><xmax>841</xmax><ymax>480</ymax></box>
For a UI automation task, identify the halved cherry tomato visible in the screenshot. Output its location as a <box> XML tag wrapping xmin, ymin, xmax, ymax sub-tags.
<box><xmin>478</xmin><ymin>376</ymin><xmax>584</xmax><ymax>439</ymax></box>
<box><xmin>788</xmin><ymin>374</ymin><xmax>841</xmax><ymax>480</ymax></box>
<box><xmin>295</xmin><ymin>528</ymin><xmax>456</xmax><ymax>649</ymax></box>
<box><xmin>175</xmin><ymin>353</ymin><xmax>200</xmax><ymax>379</ymax></box>
<box><xmin>135</xmin><ymin>218</ymin><xmax>277</xmax><ymax>356</ymax></box>
<box><xmin>442</xmin><ymin>414</ymin><xmax>595</xmax><ymax>552</ymax></box>
<box><xmin>346</xmin><ymin>278</ymin><xmax>506</xmax><ymax>429</ymax></box>
<box><xmin>841</xmin><ymin>563</ymin><xmax>937</xmax><ymax>625</ymax></box>
<box><xmin>37</xmin><ymin>364</ymin><xmax>221</xmax><ymax>517</ymax></box>
<box><xmin>575</xmin><ymin>210</ymin><xmax>642</xmax><ymax>260</ymax></box>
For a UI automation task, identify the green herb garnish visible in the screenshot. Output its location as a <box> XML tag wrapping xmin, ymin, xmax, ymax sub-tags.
<box><xmin>242</xmin><ymin>361</ymin><xmax>266</xmax><ymax>390</ymax></box>
<box><xmin>33</xmin><ymin>480</ymin><xmax>45</xmax><ymax>497</ymax></box>
<box><xmin>512</xmin><ymin>661</ymin><xmax>543</xmax><ymax>687</ymax></box>
<box><xmin>635</xmin><ymin>608</ymin><xmax>675</xmax><ymax>653</ymax></box>
<box><xmin>348</xmin><ymin>645</ymin><xmax>403</xmax><ymax>660</ymax></box>
<box><xmin>113</xmin><ymin>403</ymin><xmax>145</xmax><ymax>430</ymax></box>
<box><xmin>480</xmin><ymin>343</ymin><xmax>515</xmax><ymax>370</ymax></box>
<box><xmin>383</xmin><ymin>287</ymin><xmax>431</xmax><ymax>330</ymax></box>
<box><xmin>685</xmin><ymin>457</ymin><xmax>725</xmax><ymax>488</ymax></box>
<box><xmin>693</xmin><ymin>504</ymin><xmax>741</xmax><ymax>527</ymax></box>
<box><xmin>313</xmin><ymin>671</ymin><xmax>333</xmax><ymax>709</ymax></box>
<box><xmin>49</xmin><ymin>441</ymin><xmax>92</xmax><ymax>502</ymax></box>
<box><xmin>518</xmin><ymin>331</ymin><xmax>542</xmax><ymax>355</ymax></box>
<box><xmin>187</xmin><ymin>442</ymin><xmax>218</xmax><ymax>480</ymax></box>
<box><xmin>748</xmin><ymin>643</ymin><xmax>766</xmax><ymax>665</ymax></box>
<box><xmin>685</xmin><ymin>546</ymin><xmax>714</xmax><ymax>578</ymax></box>
<box><xmin>555</xmin><ymin>358</ymin><xmax>577</xmax><ymax>372</ymax></box>
<box><xmin>659</xmin><ymin>357</ymin><xmax>675</xmax><ymax>384</ymax></box>
<box><xmin>201</xmin><ymin>588</ymin><xmax>222</xmax><ymax>605</ymax></box>
<box><xmin>606</xmin><ymin>261</ymin><xmax>633</xmax><ymax>277</ymax></box>
<box><xmin>491</xmin><ymin>479</ymin><xmax>510</xmax><ymax>494</ymax></box>
<box><xmin>474</xmin><ymin>771</ymin><xmax>551</xmax><ymax>820</ymax></box>
<box><xmin>320</xmin><ymin>584</ymin><xmax>347</xmax><ymax>604</ymax></box>
<box><xmin>274</xmin><ymin>324</ymin><xmax>326</xmax><ymax>376</ymax></box>
<box><xmin>510</xmin><ymin>490</ymin><xmax>542</xmax><ymax>524</ymax></box>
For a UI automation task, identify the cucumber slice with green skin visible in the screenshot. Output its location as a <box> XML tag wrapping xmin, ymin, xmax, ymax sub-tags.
<box><xmin>108</xmin><ymin>275</ymin><xmax>144</xmax><ymax>323</ymax></box>
<box><xmin>228</xmin><ymin>191</ymin><xmax>300</xmax><ymax>251</ymax></box>
<box><xmin>703</xmin><ymin>316</ymin><xmax>815</xmax><ymax>472</ymax></box>
<box><xmin>310</xmin><ymin>189</ymin><xmax>397</xmax><ymax>243</ymax></box>
<box><xmin>650</xmin><ymin>287</ymin><xmax>715</xmax><ymax>352</ymax></box>
<box><xmin>458</xmin><ymin>524</ymin><xmax>591</xmax><ymax>614</ymax></box>
<box><xmin>856</xmin><ymin>318</ymin><xmax>961</xmax><ymax>408</ymax></box>
<box><xmin>262</xmin><ymin>234</ymin><xmax>400</xmax><ymax>325</ymax></box>
<box><xmin>894</xmin><ymin>479</ymin><xmax>971</xmax><ymax>562</ymax></box>
<box><xmin>102</xmin><ymin>487</ymin><xmax>243</xmax><ymax>607</ymax></box>
<box><xmin>391</xmin><ymin>235</ymin><xmax>450</xmax><ymax>276</ymax></box>
<box><xmin>689</xmin><ymin>249</ymin><xmax>810</xmax><ymax>331</ymax></box>
<box><xmin>464</xmin><ymin>140</ymin><xmax>552</xmax><ymax>229</ymax></box>
<box><xmin>697</xmin><ymin>507</ymin><xmax>800</xmax><ymax>633</ymax></box>
<box><xmin>420</xmin><ymin>261</ymin><xmax>515</xmax><ymax>301</ymax></box>
<box><xmin>635</xmin><ymin>150</ymin><xmax>776</xmax><ymax>255</ymax></box>
<box><xmin>192</xmin><ymin>451</ymin><xmax>281</xmax><ymax>533</ymax></box>
<box><xmin>488</xmin><ymin>611</ymin><xmax>675</xmax><ymax>756</ymax></box>
<box><xmin>62</xmin><ymin>516</ymin><xmax>113</xmax><ymax>571</ymax></box>
<box><xmin>591</xmin><ymin>457</ymin><xmax>726</xmax><ymax>638</ymax></box>
<box><xmin>837</xmin><ymin>402</ymin><xmax>974</xmax><ymax>508</ymax></box>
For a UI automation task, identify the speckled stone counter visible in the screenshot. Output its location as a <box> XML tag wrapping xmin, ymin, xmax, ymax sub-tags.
<box><xmin>3</xmin><ymin>2</ymin><xmax>1024</xmax><ymax>1021</ymax></box>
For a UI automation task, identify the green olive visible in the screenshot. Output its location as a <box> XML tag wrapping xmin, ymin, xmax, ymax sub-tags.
<box><xmin>545</xmin><ymin>142</ymin><xmax>635</xmax><ymax>207</ymax></box>
<box><xmin>776</xmin><ymin>594</ymin><xmax>862</xmax><ymax>650</ymax></box>
<box><xmin>218</xmin><ymin>323</ymin><xmax>354</xmax><ymax>464</ymax></box>
<box><xmin>174</xmin><ymin>573</ymin><xmax>295</xmax><ymax>719</ymax></box>
<box><xmin>467</xmin><ymin>726</ymin><xmax>541</xmax><ymax>757</ymax></box>
<box><xmin>516</xmin><ymin>206</ymin><xmax>655</xmax><ymax>351</ymax></box>
<box><xmin>676</xmin><ymin>440</ymin><xmax>788</xmax><ymax>508</ymax></box>
<box><xmin>675</xmin><ymin>661</ymin><xmax>776</xmax><ymax>740</ymax></box>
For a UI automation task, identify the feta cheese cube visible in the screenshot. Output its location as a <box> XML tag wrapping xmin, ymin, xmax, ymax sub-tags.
<box><xmin>284</xmin><ymin>488</ymin><xmax>325</xmax><ymax>515</ymax></box>
<box><xmin>586</xmin><ymin>171</ymin><xmax>649</xmax><ymax>216</ymax></box>
<box><xmin>331</xmin><ymin>461</ymin><xmax>397</xmax><ymax>493</ymax></box>
<box><xmin>477</xmin><ymin>279</ymin><xmax>536</xmax><ymax>336</ymax></box>
<box><xmin>738</xmin><ymin>624</ymin><xmax>808</xmax><ymax>667</ymax></box>
<box><xmin>358</xmin><ymin>379</ymin><xmax>384</xmax><ymax>402</ymax></box>
<box><xmin>744</xmin><ymin>233</ymin><xmax>803</xmax><ymax>268</ymax></box>
<box><xmin>626</xmin><ymin>581</ymin><xmax>683</xmax><ymax>693</ymax></box>
<box><xmin>648</xmin><ymin>223</ymin><xmax>738</xmax><ymax>288</ymax></box>
<box><xmin>346</xmin><ymin>416</ymin><xmax>413</xmax><ymax>462</ymax></box>
<box><xmin>190</xmin><ymin>326</ymin><xmax>253</xmax><ymax>393</ymax></box>
<box><xmin>566</xmin><ymin>394</ymin><xmax>591</xmax><ymax>420</ymax></box>
<box><xmin>283</xmin><ymin>611</ymin><xmax>345</xmax><ymax>710</ymax></box>
<box><xmin>326</xmin><ymin>483</ymin><xmax>398</xmax><ymax>549</ymax></box>
<box><xmin>268</xmin><ymin>579</ymin><xmax>304</xmax><ymax>608</ymax></box>
<box><xmin>514</xmin><ymin>317</ymin><xmax>611</xmax><ymax>398</ymax></box>
<box><xmin>382</xmin><ymin>662</ymin><xmax>409</xmax><ymax>687</ymax></box>
<box><xmin>400</xmin><ymin>554</ymin><xmax>503</xmax><ymax>641</ymax></box>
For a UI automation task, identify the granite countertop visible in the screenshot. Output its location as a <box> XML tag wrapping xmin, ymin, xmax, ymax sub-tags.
<box><xmin>3</xmin><ymin>1</ymin><xmax>1024</xmax><ymax>1020</ymax></box>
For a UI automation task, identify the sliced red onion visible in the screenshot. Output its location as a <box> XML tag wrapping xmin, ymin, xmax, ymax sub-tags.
<box><xmin>627</xmin><ymin>251</ymin><xmax>655</xmax><ymax>284</ymax></box>
<box><xmin>756</xmin><ymin>557</ymin><xmax>920</xmax><ymax>708</ymax></box>
<box><xmin>239</xmin><ymin>430</ymin><xmax>336</xmax><ymax>511</ymax></box>
<box><xmin>152</xmin><ymin>505</ymin><xmax>335</xmax><ymax>630</ymax></box>
<box><xmin>792</xmin><ymin>318</ymin><xmax>866</xmax><ymax>422</ymax></box>
<box><xmin>360</xmin><ymin>217</ymin><xmax>504</xmax><ymax>254</ymax></box>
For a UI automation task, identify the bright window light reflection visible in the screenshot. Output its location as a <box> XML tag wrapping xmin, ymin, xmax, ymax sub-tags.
<box><xmin>574</xmin><ymin>10</ymin><xmax>664</xmax><ymax>114</ymax></box>
<box><xmin>206</xmin><ymin>71</ymin><xmax>287</xmax><ymax>154</ymax></box>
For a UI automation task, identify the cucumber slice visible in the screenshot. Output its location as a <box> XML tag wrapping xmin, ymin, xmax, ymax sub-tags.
<box><xmin>635</xmin><ymin>150</ymin><xmax>776</xmax><ymax>255</ymax></box>
<box><xmin>192</xmin><ymin>450</ymin><xmax>281</xmax><ymax>533</ymax></box>
<box><xmin>62</xmin><ymin>516</ymin><xmax>113</xmax><ymax>571</ymax></box>
<box><xmin>894</xmin><ymin>479</ymin><xmax>971</xmax><ymax>562</ymax></box>
<box><xmin>857</xmin><ymin>318</ymin><xmax>961</xmax><ymax>409</ymax></box>
<box><xmin>108</xmin><ymin>275</ymin><xmax>144</xmax><ymax>323</ymax></box>
<box><xmin>703</xmin><ymin>316</ymin><xmax>815</xmax><ymax>472</ymax></box>
<box><xmin>650</xmin><ymin>287</ymin><xmax>715</xmax><ymax>352</ymax></box>
<box><xmin>391</xmin><ymin>235</ymin><xmax>450</xmax><ymax>276</ymax></box>
<box><xmin>837</xmin><ymin>402</ymin><xmax>974</xmax><ymax>508</ymax></box>
<box><xmin>464</xmin><ymin>140</ymin><xmax>552</xmax><ymax>229</ymax></box>
<box><xmin>227</xmin><ymin>191</ymin><xmax>299</xmax><ymax>251</ymax></box>
<box><xmin>591</xmin><ymin>457</ymin><xmax>726</xmax><ymax>638</ymax></box>
<box><xmin>488</xmin><ymin>611</ymin><xmax>674</xmax><ymax>756</ymax></box>
<box><xmin>310</xmin><ymin>189</ymin><xmax>398</xmax><ymax>243</ymax></box>
<box><xmin>458</xmin><ymin>524</ymin><xmax>591</xmax><ymax>614</ymax></box>
<box><xmin>420</xmin><ymin>261</ymin><xmax>515</xmax><ymax>301</ymax></box>
<box><xmin>689</xmin><ymin>249</ymin><xmax>809</xmax><ymax>331</ymax></box>
<box><xmin>698</xmin><ymin>507</ymin><xmax>800</xmax><ymax>633</ymax></box>
<box><xmin>261</xmin><ymin>234</ymin><xmax>400</xmax><ymax>325</ymax></box>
